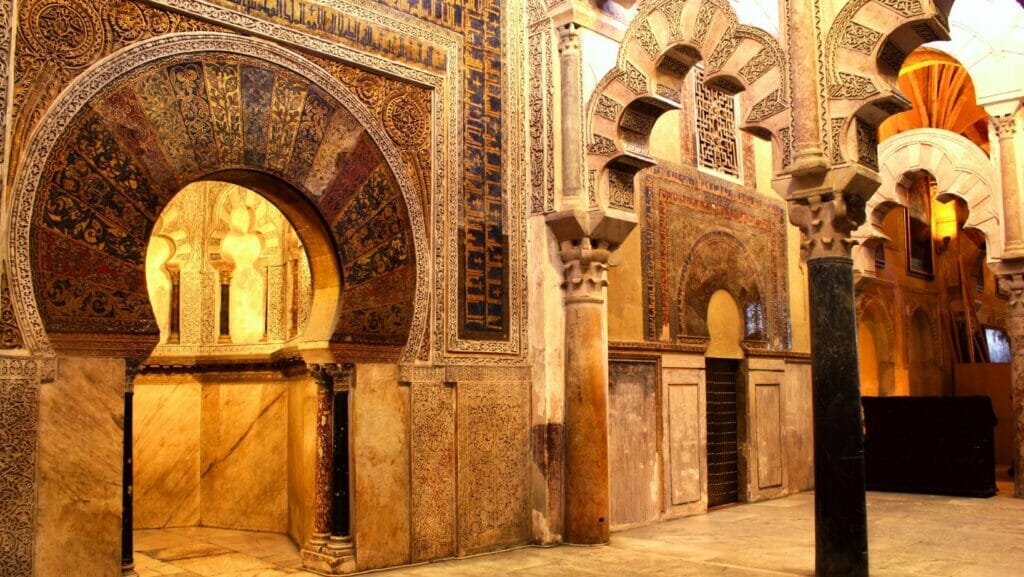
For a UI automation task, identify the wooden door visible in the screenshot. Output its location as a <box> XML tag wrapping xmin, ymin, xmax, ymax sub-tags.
<box><xmin>608</xmin><ymin>360</ymin><xmax>660</xmax><ymax>529</ymax></box>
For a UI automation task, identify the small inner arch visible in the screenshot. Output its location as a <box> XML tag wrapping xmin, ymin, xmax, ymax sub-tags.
<box><xmin>145</xmin><ymin>180</ymin><xmax>313</xmax><ymax>358</ymax></box>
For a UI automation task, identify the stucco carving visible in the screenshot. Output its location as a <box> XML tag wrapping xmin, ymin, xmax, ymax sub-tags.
<box><xmin>456</xmin><ymin>381</ymin><xmax>531</xmax><ymax>554</ymax></box>
<box><xmin>0</xmin><ymin>359</ymin><xmax>45</xmax><ymax>577</ymax></box>
<box><xmin>586</xmin><ymin>0</ymin><xmax>791</xmax><ymax>216</ymax></box>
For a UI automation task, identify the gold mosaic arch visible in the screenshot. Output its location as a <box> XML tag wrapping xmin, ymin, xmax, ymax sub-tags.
<box><xmin>822</xmin><ymin>0</ymin><xmax>954</xmax><ymax>170</ymax></box>
<box><xmin>852</xmin><ymin>128</ymin><xmax>999</xmax><ymax>278</ymax></box>
<box><xmin>584</xmin><ymin>0</ymin><xmax>791</xmax><ymax>212</ymax></box>
<box><xmin>8</xmin><ymin>32</ymin><xmax>431</xmax><ymax>361</ymax></box>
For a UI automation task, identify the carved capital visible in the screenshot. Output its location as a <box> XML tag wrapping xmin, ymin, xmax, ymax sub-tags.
<box><xmin>992</xmin><ymin>115</ymin><xmax>1017</xmax><ymax>140</ymax></box>
<box><xmin>788</xmin><ymin>193</ymin><xmax>866</xmax><ymax>261</ymax></box>
<box><xmin>999</xmin><ymin>274</ymin><xmax>1024</xmax><ymax>313</ymax></box>
<box><xmin>559</xmin><ymin>237</ymin><xmax>610</xmax><ymax>302</ymax></box>
<box><xmin>125</xmin><ymin>359</ymin><xmax>145</xmax><ymax>394</ymax></box>
<box><xmin>308</xmin><ymin>362</ymin><xmax>353</xmax><ymax>390</ymax></box>
<box><xmin>557</xmin><ymin>22</ymin><xmax>581</xmax><ymax>55</ymax></box>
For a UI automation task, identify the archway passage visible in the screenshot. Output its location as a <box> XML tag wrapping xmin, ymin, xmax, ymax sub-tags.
<box><xmin>30</xmin><ymin>51</ymin><xmax>417</xmax><ymax>357</ymax></box>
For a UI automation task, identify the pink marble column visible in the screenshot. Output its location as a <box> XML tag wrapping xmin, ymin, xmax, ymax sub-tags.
<box><xmin>309</xmin><ymin>364</ymin><xmax>334</xmax><ymax>545</ymax></box>
<box><xmin>301</xmin><ymin>364</ymin><xmax>355</xmax><ymax>575</ymax></box>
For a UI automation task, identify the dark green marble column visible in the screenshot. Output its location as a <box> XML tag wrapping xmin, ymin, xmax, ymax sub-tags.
<box><xmin>122</xmin><ymin>377</ymin><xmax>136</xmax><ymax>576</ymax></box>
<box><xmin>808</xmin><ymin>256</ymin><xmax>868</xmax><ymax>577</ymax></box>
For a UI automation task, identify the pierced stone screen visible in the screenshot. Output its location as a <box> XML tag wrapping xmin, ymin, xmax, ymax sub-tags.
<box><xmin>693</xmin><ymin>67</ymin><xmax>741</xmax><ymax>179</ymax></box>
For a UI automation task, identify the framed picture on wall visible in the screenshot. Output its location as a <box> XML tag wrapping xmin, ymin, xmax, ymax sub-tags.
<box><xmin>983</xmin><ymin>326</ymin><xmax>1011</xmax><ymax>363</ymax></box>
<box><xmin>905</xmin><ymin>175</ymin><xmax>934</xmax><ymax>278</ymax></box>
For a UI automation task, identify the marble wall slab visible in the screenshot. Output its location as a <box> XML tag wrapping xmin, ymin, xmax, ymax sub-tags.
<box><xmin>287</xmin><ymin>374</ymin><xmax>316</xmax><ymax>547</ymax></box>
<box><xmin>353</xmin><ymin>364</ymin><xmax>411</xmax><ymax>570</ymax></box>
<box><xmin>35</xmin><ymin>357</ymin><xmax>124</xmax><ymax>577</ymax></box>
<box><xmin>201</xmin><ymin>382</ymin><xmax>289</xmax><ymax>532</ymax></box>
<box><xmin>134</xmin><ymin>379</ymin><xmax>201</xmax><ymax>528</ymax></box>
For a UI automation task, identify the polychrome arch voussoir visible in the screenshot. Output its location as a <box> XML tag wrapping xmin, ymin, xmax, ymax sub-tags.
<box><xmin>7</xmin><ymin>32</ymin><xmax>430</xmax><ymax>360</ymax></box>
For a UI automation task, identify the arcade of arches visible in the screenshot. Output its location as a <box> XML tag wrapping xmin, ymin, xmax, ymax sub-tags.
<box><xmin>0</xmin><ymin>1</ymin><xmax>1022</xmax><ymax>577</ymax></box>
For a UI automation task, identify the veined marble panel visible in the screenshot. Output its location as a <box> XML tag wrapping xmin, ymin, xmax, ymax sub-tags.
<box><xmin>353</xmin><ymin>363</ymin><xmax>411</xmax><ymax>570</ymax></box>
<box><xmin>134</xmin><ymin>380</ymin><xmax>202</xmax><ymax>528</ymax></box>
<box><xmin>200</xmin><ymin>382</ymin><xmax>289</xmax><ymax>532</ymax></box>
<box><xmin>287</xmin><ymin>374</ymin><xmax>317</xmax><ymax>547</ymax></box>
<box><xmin>35</xmin><ymin>357</ymin><xmax>124</xmax><ymax>577</ymax></box>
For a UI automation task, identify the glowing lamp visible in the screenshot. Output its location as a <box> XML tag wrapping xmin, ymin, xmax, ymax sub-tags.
<box><xmin>932</xmin><ymin>197</ymin><xmax>958</xmax><ymax>250</ymax></box>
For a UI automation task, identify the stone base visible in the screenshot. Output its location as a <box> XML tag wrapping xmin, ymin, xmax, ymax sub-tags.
<box><xmin>301</xmin><ymin>539</ymin><xmax>356</xmax><ymax>575</ymax></box>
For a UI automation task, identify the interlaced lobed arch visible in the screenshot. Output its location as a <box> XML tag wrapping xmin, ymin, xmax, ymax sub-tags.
<box><xmin>823</xmin><ymin>0</ymin><xmax>955</xmax><ymax>171</ymax></box>
<box><xmin>852</xmin><ymin>128</ymin><xmax>998</xmax><ymax>277</ymax></box>
<box><xmin>8</xmin><ymin>33</ymin><xmax>429</xmax><ymax>361</ymax></box>
<box><xmin>585</xmin><ymin>0</ymin><xmax>791</xmax><ymax>212</ymax></box>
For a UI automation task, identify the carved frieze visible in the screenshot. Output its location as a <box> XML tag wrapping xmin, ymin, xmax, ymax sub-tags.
<box><xmin>829</xmin><ymin>73</ymin><xmax>879</xmax><ymax>99</ymax></box>
<box><xmin>840</xmin><ymin>22</ymin><xmax>882</xmax><ymax>54</ymax></box>
<box><xmin>620</xmin><ymin>62</ymin><xmax>649</xmax><ymax>95</ymax></box>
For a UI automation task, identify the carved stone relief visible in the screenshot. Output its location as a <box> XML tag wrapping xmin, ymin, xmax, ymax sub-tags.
<box><xmin>456</xmin><ymin>381</ymin><xmax>531</xmax><ymax>554</ymax></box>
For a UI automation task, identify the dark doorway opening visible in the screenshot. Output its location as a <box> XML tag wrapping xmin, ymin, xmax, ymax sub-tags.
<box><xmin>706</xmin><ymin>358</ymin><xmax>740</xmax><ymax>508</ymax></box>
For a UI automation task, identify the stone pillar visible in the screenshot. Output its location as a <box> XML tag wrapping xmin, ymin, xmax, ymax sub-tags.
<box><xmin>121</xmin><ymin>362</ymin><xmax>142</xmax><ymax>577</ymax></box>
<box><xmin>560</xmin><ymin>237</ymin><xmax>611</xmax><ymax>544</ymax></box>
<box><xmin>788</xmin><ymin>195</ymin><xmax>868</xmax><ymax>577</ymax></box>
<box><xmin>785</xmin><ymin>0</ymin><xmax>827</xmax><ymax>174</ymax></box>
<box><xmin>311</xmin><ymin>365</ymin><xmax>333</xmax><ymax>545</ymax></box>
<box><xmin>998</xmin><ymin>273</ymin><xmax>1024</xmax><ymax>496</ymax></box>
<box><xmin>548</xmin><ymin>9</ymin><xmax>636</xmax><ymax>547</ymax></box>
<box><xmin>993</xmin><ymin>114</ymin><xmax>1024</xmax><ymax>256</ymax></box>
<box><xmin>557</xmin><ymin>22</ymin><xmax>583</xmax><ymax>203</ymax></box>
<box><xmin>301</xmin><ymin>363</ymin><xmax>354</xmax><ymax>575</ymax></box>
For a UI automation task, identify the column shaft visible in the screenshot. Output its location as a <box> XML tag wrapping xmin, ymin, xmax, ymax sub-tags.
<box><xmin>1011</xmin><ymin>306</ymin><xmax>1024</xmax><ymax>496</ymax></box>
<box><xmin>558</xmin><ymin>23</ymin><xmax>583</xmax><ymax>202</ymax></box>
<box><xmin>122</xmin><ymin>368</ymin><xmax>138</xmax><ymax>577</ymax></box>
<box><xmin>995</xmin><ymin>117</ymin><xmax>1023</xmax><ymax>254</ymax></box>
<box><xmin>312</xmin><ymin>375</ymin><xmax>334</xmax><ymax>543</ymax></box>
<box><xmin>807</xmin><ymin>256</ymin><xmax>868</xmax><ymax>577</ymax></box>
<box><xmin>561</xmin><ymin>245</ymin><xmax>611</xmax><ymax>545</ymax></box>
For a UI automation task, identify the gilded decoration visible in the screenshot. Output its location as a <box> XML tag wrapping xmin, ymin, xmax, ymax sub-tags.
<box><xmin>9</xmin><ymin>34</ymin><xmax>430</xmax><ymax>358</ymax></box>
<box><xmin>640</xmin><ymin>165</ymin><xmax>790</xmax><ymax>349</ymax></box>
<box><xmin>31</xmin><ymin>53</ymin><xmax>415</xmax><ymax>345</ymax></box>
<box><xmin>12</xmin><ymin>0</ymin><xmax>525</xmax><ymax>355</ymax></box>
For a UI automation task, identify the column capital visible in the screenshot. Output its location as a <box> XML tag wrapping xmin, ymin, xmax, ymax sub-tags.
<box><xmin>125</xmin><ymin>359</ymin><xmax>144</xmax><ymax>394</ymax></box>
<box><xmin>559</xmin><ymin>237</ymin><xmax>610</xmax><ymax>303</ymax></box>
<box><xmin>308</xmin><ymin>362</ymin><xmax>352</xmax><ymax>389</ymax></box>
<box><xmin>992</xmin><ymin>114</ymin><xmax>1017</xmax><ymax>140</ymax></box>
<box><xmin>556</xmin><ymin>21</ymin><xmax>581</xmax><ymax>54</ymax></box>
<box><xmin>787</xmin><ymin>193</ymin><xmax>865</xmax><ymax>261</ymax></box>
<box><xmin>998</xmin><ymin>273</ymin><xmax>1024</xmax><ymax>312</ymax></box>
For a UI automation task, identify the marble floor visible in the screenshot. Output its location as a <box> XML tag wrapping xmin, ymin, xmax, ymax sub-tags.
<box><xmin>135</xmin><ymin>485</ymin><xmax>1024</xmax><ymax>577</ymax></box>
<box><xmin>134</xmin><ymin>526</ymin><xmax>313</xmax><ymax>577</ymax></box>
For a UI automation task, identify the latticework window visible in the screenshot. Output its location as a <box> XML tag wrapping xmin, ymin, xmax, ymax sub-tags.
<box><xmin>693</xmin><ymin>67</ymin><xmax>741</xmax><ymax>179</ymax></box>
